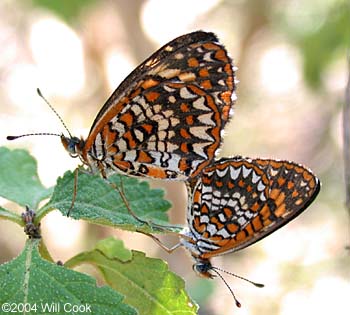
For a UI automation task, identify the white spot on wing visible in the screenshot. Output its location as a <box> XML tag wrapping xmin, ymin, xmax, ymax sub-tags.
<box><xmin>197</xmin><ymin>241</ymin><xmax>220</xmax><ymax>251</ymax></box>
<box><xmin>216</xmin><ymin>167</ymin><xmax>229</xmax><ymax>177</ymax></box>
<box><xmin>193</xmin><ymin>97</ymin><xmax>208</xmax><ymax>110</ymax></box>
<box><xmin>200</xmin><ymin>215</ymin><xmax>209</xmax><ymax>224</ymax></box>
<box><xmin>157</xmin><ymin>118</ymin><xmax>169</xmax><ymax>131</ymax></box>
<box><xmin>157</xmin><ymin>142</ymin><xmax>165</xmax><ymax>151</ymax></box>
<box><xmin>242</xmin><ymin>165</ymin><xmax>252</xmax><ymax>178</ymax></box>
<box><xmin>163</xmin><ymin>85</ymin><xmax>176</xmax><ymax>92</ymax></box>
<box><xmin>174</xmin><ymin>52</ymin><xmax>184</xmax><ymax>59</ymax></box>
<box><xmin>203</xmin><ymin>52</ymin><xmax>213</xmax><ymax>62</ymax></box>
<box><xmin>168</xmin><ymin>95</ymin><xmax>176</xmax><ymax>103</ymax></box>
<box><xmin>206</xmin><ymin>223</ymin><xmax>217</xmax><ymax>235</ymax></box>
<box><xmin>252</xmin><ymin>171</ymin><xmax>261</xmax><ymax>183</ymax></box>
<box><xmin>198</xmin><ymin>112</ymin><xmax>216</xmax><ymax>126</ymax></box>
<box><xmin>178</xmin><ymin>72</ymin><xmax>196</xmax><ymax>82</ymax></box>
<box><xmin>218</xmin><ymin>213</ymin><xmax>226</xmax><ymax>222</ymax></box>
<box><xmin>116</xmin><ymin>138</ymin><xmax>127</xmax><ymax>152</ymax></box>
<box><xmin>170</xmin><ymin>117</ymin><xmax>180</xmax><ymax>126</ymax></box>
<box><xmin>190</xmin><ymin>126</ymin><xmax>213</xmax><ymax>141</ymax></box>
<box><xmin>124</xmin><ymin>150</ymin><xmax>137</xmax><ymax>161</ymax></box>
<box><xmin>237</xmin><ymin>216</ymin><xmax>247</xmax><ymax>226</ymax></box>
<box><xmin>230</xmin><ymin>166</ymin><xmax>241</xmax><ymax>180</ymax></box>
<box><xmin>218</xmin><ymin>79</ymin><xmax>225</xmax><ymax>86</ymax></box>
<box><xmin>134</xmin><ymin>129</ymin><xmax>144</xmax><ymax>142</ymax></box>
<box><xmin>135</xmin><ymin>95</ymin><xmax>147</xmax><ymax>107</ymax></box>
<box><xmin>192</xmin><ymin>143</ymin><xmax>210</xmax><ymax>158</ymax></box>
<box><xmin>270</xmin><ymin>168</ymin><xmax>279</xmax><ymax>176</ymax></box>
<box><xmin>227</xmin><ymin>199</ymin><xmax>238</xmax><ymax>208</ymax></box>
<box><xmin>131</xmin><ymin>104</ymin><xmax>142</xmax><ymax>116</ymax></box>
<box><xmin>257</xmin><ymin>181</ymin><xmax>266</xmax><ymax>191</ymax></box>
<box><xmin>180</xmin><ymin>87</ymin><xmax>196</xmax><ymax>99</ymax></box>
<box><xmin>202</xmin><ymin>193</ymin><xmax>212</xmax><ymax>201</ymax></box>
<box><xmin>217</xmin><ymin>228</ymin><xmax>230</xmax><ymax>238</ymax></box>
<box><xmin>158</xmin><ymin>68</ymin><xmax>181</xmax><ymax>79</ymax></box>
<box><xmin>201</xmin><ymin>183</ymin><xmax>212</xmax><ymax>195</ymax></box>
<box><xmin>260</xmin><ymin>192</ymin><xmax>267</xmax><ymax>201</ymax></box>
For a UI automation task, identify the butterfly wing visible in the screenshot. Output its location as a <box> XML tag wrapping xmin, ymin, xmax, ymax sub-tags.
<box><xmin>83</xmin><ymin>31</ymin><xmax>236</xmax><ymax>180</ymax></box>
<box><xmin>186</xmin><ymin>157</ymin><xmax>320</xmax><ymax>259</ymax></box>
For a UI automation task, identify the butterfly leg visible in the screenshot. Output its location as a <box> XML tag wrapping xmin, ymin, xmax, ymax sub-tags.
<box><xmin>111</xmin><ymin>177</ymin><xmax>181</xmax><ymax>232</ymax></box>
<box><xmin>140</xmin><ymin>231</ymin><xmax>183</xmax><ymax>253</ymax></box>
<box><xmin>66</xmin><ymin>167</ymin><xmax>79</xmax><ymax>217</ymax></box>
<box><xmin>114</xmin><ymin>178</ymin><xmax>151</xmax><ymax>226</ymax></box>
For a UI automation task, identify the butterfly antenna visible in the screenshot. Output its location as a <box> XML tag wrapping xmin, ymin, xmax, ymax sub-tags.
<box><xmin>212</xmin><ymin>266</ymin><xmax>265</xmax><ymax>288</ymax></box>
<box><xmin>7</xmin><ymin>132</ymin><xmax>61</xmax><ymax>140</ymax></box>
<box><xmin>210</xmin><ymin>266</ymin><xmax>264</xmax><ymax>308</ymax></box>
<box><xmin>7</xmin><ymin>88</ymin><xmax>72</xmax><ymax>141</ymax></box>
<box><xmin>36</xmin><ymin>88</ymin><xmax>73</xmax><ymax>138</ymax></box>
<box><xmin>210</xmin><ymin>267</ymin><xmax>242</xmax><ymax>308</ymax></box>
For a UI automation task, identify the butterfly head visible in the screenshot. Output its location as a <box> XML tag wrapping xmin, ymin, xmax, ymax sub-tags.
<box><xmin>192</xmin><ymin>258</ymin><xmax>216</xmax><ymax>279</ymax></box>
<box><xmin>61</xmin><ymin>135</ymin><xmax>85</xmax><ymax>158</ymax></box>
<box><xmin>192</xmin><ymin>256</ymin><xmax>264</xmax><ymax>308</ymax></box>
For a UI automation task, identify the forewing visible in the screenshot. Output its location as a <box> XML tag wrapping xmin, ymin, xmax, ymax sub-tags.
<box><xmin>84</xmin><ymin>31</ymin><xmax>236</xmax><ymax>180</ymax></box>
<box><xmin>187</xmin><ymin>157</ymin><xmax>320</xmax><ymax>258</ymax></box>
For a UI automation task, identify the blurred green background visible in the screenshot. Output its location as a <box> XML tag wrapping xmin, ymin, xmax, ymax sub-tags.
<box><xmin>0</xmin><ymin>1</ymin><xmax>349</xmax><ymax>314</ymax></box>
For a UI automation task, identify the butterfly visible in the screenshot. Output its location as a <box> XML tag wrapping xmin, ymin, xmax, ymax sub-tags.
<box><xmin>8</xmin><ymin>31</ymin><xmax>236</xmax><ymax>219</ymax></box>
<box><xmin>70</xmin><ymin>31</ymin><xmax>235</xmax><ymax>180</ymax></box>
<box><xmin>182</xmin><ymin>156</ymin><xmax>320</xmax><ymax>274</ymax></box>
<box><xmin>146</xmin><ymin>156</ymin><xmax>320</xmax><ymax>306</ymax></box>
<box><xmin>8</xmin><ymin>31</ymin><xmax>235</xmax><ymax>182</ymax></box>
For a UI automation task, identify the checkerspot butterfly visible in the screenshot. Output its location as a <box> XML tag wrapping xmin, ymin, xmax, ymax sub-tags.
<box><xmin>146</xmin><ymin>156</ymin><xmax>320</xmax><ymax>307</ymax></box>
<box><xmin>8</xmin><ymin>31</ymin><xmax>236</xmax><ymax>182</ymax></box>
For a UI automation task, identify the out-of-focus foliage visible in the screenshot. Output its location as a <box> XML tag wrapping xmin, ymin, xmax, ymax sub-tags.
<box><xmin>31</xmin><ymin>0</ymin><xmax>97</xmax><ymax>23</ymax></box>
<box><xmin>287</xmin><ymin>2</ymin><xmax>349</xmax><ymax>89</ymax></box>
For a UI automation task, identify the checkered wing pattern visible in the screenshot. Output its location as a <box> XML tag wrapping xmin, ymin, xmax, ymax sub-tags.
<box><xmin>82</xmin><ymin>31</ymin><xmax>236</xmax><ymax>180</ymax></box>
<box><xmin>185</xmin><ymin>157</ymin><xmax>320</xmax><ymax>259</ymax></box>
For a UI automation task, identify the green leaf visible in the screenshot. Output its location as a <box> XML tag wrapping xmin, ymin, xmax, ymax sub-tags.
<box><xmin>42</xmin><ymin>170</ymin><xmax>180</xmax><ymax>233</ymax></box>
<box><xmin>95</xmin><ymin>237</ymin><xmax>132</xmax><ymax>262</ymax></box>
<box><xmin>0</xmin><ymin>206</ymin><xmax>23</xmax><ymax>225</ymax></box>
<box><xmin>0</xmin><ymin>147</ymin><xmax>52</xmax><ymax>209</ymax></box>
<box><xmin>66</xmin><ymin>237</ymin><xmax>198</xmax><ymax>315</ymax></box>
<box><xmin>0</xmin><ymin>239</ymin><xmax>136</xmax><ymax>315</ymax></box>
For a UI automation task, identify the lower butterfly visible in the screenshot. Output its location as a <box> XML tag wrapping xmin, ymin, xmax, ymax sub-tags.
<box><xmin>146</xmin><ymin>156</ymin><xmax>320</xmax><ymax>307</ymax></box>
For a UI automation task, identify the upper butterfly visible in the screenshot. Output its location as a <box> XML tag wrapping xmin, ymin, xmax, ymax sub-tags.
<box><xmin>8</xmin><ymin>31</ymin><xmax>236</xmax><ymax>181</ymax></box>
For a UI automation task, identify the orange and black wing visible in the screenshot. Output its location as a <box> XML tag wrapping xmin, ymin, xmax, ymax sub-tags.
<box><xmin>83</xmin><ymin>31</ymin><xmax>236</xmax><ymax>180</ymax></box>
<box><xmin>186</xmin><ymin>157</ymin><xmax>320</xmax><ymax>259</ymax></box>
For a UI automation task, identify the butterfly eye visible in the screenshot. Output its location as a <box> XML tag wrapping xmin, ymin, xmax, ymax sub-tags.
<box><xmin>61</xmin><ymin>135</ymin><xmax>83</xmax><ymax>157</ymax></box>
<box><xmin>192</xmin><ymin>260</ymin><xmax>215</xmax><ymax>279</ymax></box>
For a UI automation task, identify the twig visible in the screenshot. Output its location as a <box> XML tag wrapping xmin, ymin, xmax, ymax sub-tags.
<box><xmin>343</xmin><ymin>53</ymin><xmax>350</xmax><ymax>212</ymax></box>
